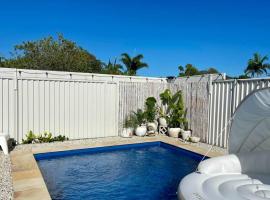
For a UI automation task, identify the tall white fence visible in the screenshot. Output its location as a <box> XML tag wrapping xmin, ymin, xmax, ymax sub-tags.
<box><xmin>2</xmin><ymin>67</ymin><xmax>269</xmax><ymax>148</ymax></box>
<box><xmin>0</xmin><ymin>68</ymin><xmax>165</xmax><ymax>143</ymax></box>
<box><xmin>208</xmin><ymin>78</ymin><xmax>270</xmax><ymax>148</ymax></box>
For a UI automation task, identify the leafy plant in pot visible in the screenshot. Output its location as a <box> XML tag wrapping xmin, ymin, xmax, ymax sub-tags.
<box><xmin>144</xmin><ymin>97</ymin><xmax>158</xmax><ymax>135</ymax></box>
<box><xmin>133</xmin><ymin>109</ymin><xmax>147</xmax><ymax>137</ymax></box>
<box><xmin>159</xmin><ymin>89</ymin><xmax>171</xmax><ymax>127</ymax></box>
<box><xmin>121</xmin><ymin>114</ymin><xmax>137</xmax><ymax>138</ymax></box>
<box><xmin>158</xmin><ymin>106</ymin><xmax>167</xmax><ymax>126</ymax></box>
<box><xmin>160</xmin><ymin>89</ymin><xmax>187</xmax><ymax>138</ymax></box>
<box><xmin>181</xmin><ymin>121</ymin><xmax>192</xmax><ymax>141</ymax></box>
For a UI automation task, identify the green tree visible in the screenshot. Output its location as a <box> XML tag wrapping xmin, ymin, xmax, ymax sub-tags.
<box><xmin>179</xmin><ymin>64</ymin><xmax>200</xmax><ymax>77</ymax></box>
<box><xmin>185</xmin><ymin>64</ymin><xmax>200</xmax><ymax>76</ymax></box>
<box><xmin>199</xmin><ymin>67</ymin><xmax>219</xmax><ymax>75</ymax></box>
<box><xmin>179</xmin><ymin>64</ymin><xmax>220</xmax><ymax>77</ymax></box>
<box><xmin>0</xmin><ymin>55</ymin><xmax>4</xmax><ymax>67</ymax></box>
<box><xmin>102</xmin><ymin>59</ymin><xmax>123</xmax><ymax>75</ymax></box>
<box><xmin>244</xmin><ymin>53</ymin><xmax>270</xmax><ymax>77</ymax></box>
<box><xmin>2</xmin><ymin>34</ymin><xmax>103</xmax><ymax>73</ymax></box>
<box><xmin>238</xmin><ymin>74</ymin><xmax>250</xmax><ymax>79</ymax></box>
<box><xmin>178</xmin><ymin>65</ymin><xmax>185</xmax><ymax>76</ymax></box>
<box><xmin>206</xmin><ymin>67</ymin><xmax>219</xmax><ymax>74</ymax></box>
<box><xmin>120</xmin><ymin>53</ymin><xmax>148</xmax><ymax>76</ymax></box>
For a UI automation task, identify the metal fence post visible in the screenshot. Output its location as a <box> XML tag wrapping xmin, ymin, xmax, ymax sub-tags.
<box><xmin>13</xmin><ymin>69</ymin><xmax>19</xmax><ymax>142</ymax></box>
<box><xmin>206</xmin><ymin>74</ymin><xmax>213</xmax><ymax>144</ymax></box>
<box><xmin>231</xmin><ymin>79</ymin><xmax>237</xmax><ymax>117</ymax></box>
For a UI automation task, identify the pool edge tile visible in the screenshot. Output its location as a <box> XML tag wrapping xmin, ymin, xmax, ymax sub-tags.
<box><xmin>11</xmin><ymin>152</ymin><xmax>52</xmax><ymax>200</ymax></box>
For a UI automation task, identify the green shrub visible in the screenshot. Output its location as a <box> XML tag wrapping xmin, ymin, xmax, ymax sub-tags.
<box><xmin>134</xmin><ymin>109</ymin><xmax>146</xmax><ymax>126</ymax></box>
<box><xmin>160</xmin><ymin>89</ymin><xmax>188</xmax><ymax>128</ymax></box>
<box><xmin>22</xmin><ymin>131</ymin><xmax>69</xmax><ymax>144</ymax></box>
<box><xmin>124</xmin><ymin>113</ymin><xmax>139</xmax><ymax>129</ymax></box>
<box><xmin>144</xmin><ymin>97</ymin><xmax>157</xmax><ymax>122</ymax></box>
<box><xmin>22</xmin><ymin>130</ymin><xmax>36</xmax><ymax>144</ymax></box>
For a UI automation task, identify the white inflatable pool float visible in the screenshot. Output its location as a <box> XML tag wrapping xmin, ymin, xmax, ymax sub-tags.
<box><xmin>178</xmin><ymin>88</ymin><xmax>270</xmax><ymax>200</ymax></box>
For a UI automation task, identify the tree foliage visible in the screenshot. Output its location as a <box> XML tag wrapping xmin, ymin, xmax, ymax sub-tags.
<box><xmin>244</xmin><ymin>53</ymin><xmax>270</xmax><ymax>77</ymax></box>
<box><xmin>120</xmin><ymin>53</ymin><xmax>148</xmax><ymax>75</ymax></box>
<box><xmin>0</xmin><ymin>35</ymin><xmax>151</xmax><ymax>76</ymax></box>
<box><xmin>178</xmin><ymin>64</ymin><xmax>219</xmax><ymax>77</ymax></box>
<box><xmin>102</xmin><ymin>59</ymin><xmax>123</xmax><ymax>75</ymax></box>
<box><xmin>2</xmin><ymin>34</ymin><xmax>103</xmax><ymax>73</ymax></box>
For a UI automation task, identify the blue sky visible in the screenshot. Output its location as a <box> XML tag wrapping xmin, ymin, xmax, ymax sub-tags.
<box><xmin>1</xmin><ymin>0</ymin><xmax>270</xmax><ymax>77</ymax></box>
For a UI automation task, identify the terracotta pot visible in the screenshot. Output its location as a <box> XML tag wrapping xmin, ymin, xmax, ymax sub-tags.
<box><xmin>168</xmin><ymin>128</ymin><xmax>181</xmax><ymax>138</ymax></box>
<box><xmin>135</xmin><ymin>125</ymin><xmax>147</xmax><ymax>137</ymax></box>
<box><xmin>121</xmin><ymin>128</ymin><xmax>134</xmax><ymax>138</ymax></box>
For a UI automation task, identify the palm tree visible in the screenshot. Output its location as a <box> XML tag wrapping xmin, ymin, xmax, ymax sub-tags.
<box><xmin>120</xmin><ymin>53</ymin><xmax>148</xmax><ymax>76</ymax></box>
<box><xmin>245</xmin><ymin>53</ymin><xmax>270</xmax><ymax>77</ymax></box>
<box><xmin>102</xmin><ymin>59</ymin><xmax>123</xmax><ymax>75</ymax></box>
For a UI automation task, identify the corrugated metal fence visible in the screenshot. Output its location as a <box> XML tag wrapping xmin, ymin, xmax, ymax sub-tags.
<box><xmin>0</xmin><ymin>68</ymin><xmax>166</xmax><ymax>143</ymax></box>
<box><xmin>3</xmin><ymin>67</ymin><xmax>268</xmax><ymax>148</ymax></box>
<box><xmin>208</xmin><ymin>78</ymin><xmax>270</xmax><ymax>148</ymax></box>
<box><xmin>0</xmin><ymin>70</ymin><xmax>120</xmax><ymax>142</ymax></box>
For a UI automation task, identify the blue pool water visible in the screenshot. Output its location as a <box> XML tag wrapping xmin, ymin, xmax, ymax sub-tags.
<box><xmin>35</xmin><ymin>142</ymin><xmax>203</xmax><ymax>200</ymax></box>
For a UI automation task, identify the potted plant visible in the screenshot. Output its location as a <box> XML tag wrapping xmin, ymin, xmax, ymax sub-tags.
<box><xmin>133</xmin><ymin>109</ymin><xmax>147</xmax><ymax>137</ymax></box>
<box><xmin>159</xmin><ymin>89</ymin><xmax>172</xmax><ymax>127</ymax></box>
<box><xmin>158</xmin><ymin>106</ymin><xmax>167</xmax><ymax>126</ymax></box>
<box><xmin>181</xmin><ymin>121</ymin><xmax>192</xmax><ymax>141</ymax></box>
<box><xmin>160</xmin><ymin>89</ymin><xmax>186</xmax><ymax>138</ymax></box>
<box><xmin>121</xmin><ymin>114</ymin><xmax>138</xmax><ymax>138</ymax></box>
<box><xmin>144</xmin><ymin>97</ymin><xmax>158</xmax><ymax>134</ymax></box>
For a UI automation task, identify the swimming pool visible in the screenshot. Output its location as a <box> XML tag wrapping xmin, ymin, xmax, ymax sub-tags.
<box><xmin>35</xmin><ymin>142</ymin><xmax>204</xmax><ymax>200</ymax></box>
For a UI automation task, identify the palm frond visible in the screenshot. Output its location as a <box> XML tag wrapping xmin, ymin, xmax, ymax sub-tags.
<box><xmin>133</xmin><ymin>54</ymin><xmax>144</xmax><ymax>60</ymax></box>
<box><xmin>261</xmin><ymin>55</ymin><xmax>269</xmax><ymax>63</ymax></box>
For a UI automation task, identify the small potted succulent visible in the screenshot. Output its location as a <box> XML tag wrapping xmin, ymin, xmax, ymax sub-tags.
<box><xmin>133</xmin><ymin>109</ymin><xmax>147</xmax><ymax>137</ymax></box>
<box><xmin>181</xmin><ymin>121</ymin><xmax>192</xmax><ymax>141</ymax></box>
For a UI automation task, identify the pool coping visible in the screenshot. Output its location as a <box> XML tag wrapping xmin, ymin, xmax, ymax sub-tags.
<box><xmin>10</xmin><ymin>136</ymin><xmax>224</xmax><ymax>200</ymax></box>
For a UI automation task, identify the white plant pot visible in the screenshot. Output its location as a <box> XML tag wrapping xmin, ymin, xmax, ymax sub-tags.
<box><xmin>147</xmin><ymin>122</ymin><xmax>158</xmax><ymax>132</ymax></box>
<box><xmin>158</xmin><ymin>117</ymin><xmax>167</xmax><ymax>126</ymax></box>
<box><xmin>135</xmin><ymin>125</ymin><xmax>147</xmax><ymax>137</ymax></box>
<box><xmin>190</xmin><ymin>136</ymin><xmax>200</xmax><ymax>143</ymax></box>
<box><xmin>182</xmin><ymin>130</ymin><xmax>191</xmax><ymax>141</ymax></box>
<box><xmin>121</xmin><ymin>128</ymin><xmax>133</xmax><ymax>138</ymax></box>
<box><xmin>168</xmin><ymin>128</ymin><xmax>181</xmax><ymax>138</ymax></box>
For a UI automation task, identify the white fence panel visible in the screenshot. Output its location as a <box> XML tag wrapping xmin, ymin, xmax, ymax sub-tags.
<box><xmin>0</xmin><ymin>68</ymin><xmax>166</xmax><ymax>143</ymax></box>
<box><xmin>209</xmin><ymin>78</ymin><xmax>270</xmax><ymax>147</ymax></box>
<box><xmin>0</xmin><ymin>71</ymin><xmax>119</xmax><ymax>142</ymax></box>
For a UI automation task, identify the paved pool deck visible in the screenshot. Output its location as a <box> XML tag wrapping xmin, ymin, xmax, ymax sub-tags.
<box><xmin>10</xmin><ymin>135</ymin><xmax>226</xmax><ymax>200</ymax></box>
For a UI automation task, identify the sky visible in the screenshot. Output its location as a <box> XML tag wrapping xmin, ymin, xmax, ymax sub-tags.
<box><xmin>1</xmin><ymin>0</ymin><xmax>270</xmax><ymax>77</ymax></box>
